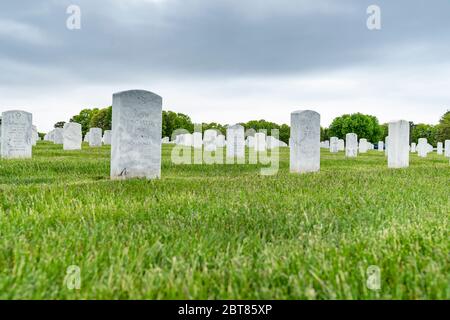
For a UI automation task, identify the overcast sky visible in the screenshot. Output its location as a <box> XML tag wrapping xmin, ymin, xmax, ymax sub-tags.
<box><xmin>0</xmin><ymin>0</ymin><xmax>449</xmax><ymax>132</ymax></box>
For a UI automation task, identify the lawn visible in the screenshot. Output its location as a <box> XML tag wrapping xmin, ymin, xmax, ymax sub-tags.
<box><xmin>0</xmin><ymin>142</ymin><xmax>448</xmax><ymax>299</ymax></box>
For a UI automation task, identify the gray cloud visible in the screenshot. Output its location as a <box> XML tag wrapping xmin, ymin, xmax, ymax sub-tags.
<box><xmin>0</xmin><ymin>0</ymin><xmax>449</xmax><ymax>131</ymax></box>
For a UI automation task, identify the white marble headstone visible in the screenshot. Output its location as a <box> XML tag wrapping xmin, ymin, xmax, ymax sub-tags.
<box><xmin>359</xmin><ymin>139</ymin><xmax>368</xmax><ymax>153</ymax></box>
<box><xmin>1</xmin><ymin>110</ymin><xmax>33</xmax><ymax>159</ymax></box>
<box><xmin>111</xmin><ymin>90</ymin><xmax>162</xmax><ymax>180</ymax></box>
<box><xmin>226</xmin><ymin>124</ymin><xmax>245</xmax><ymax>159</ymax></box>
<box><xmin>89</xmin><ymin>128</ymin><xmax>103</xmax><ymax>147</ymax></box>
<box><xmin>63</xmin><ymin>122</ymin><xmax>82</xmax><ymax>150</ymax></box>
<box><xmin>345</xmin><ymin>133</ymin><xmax>358</xmax><ymax>157</ymax></box>
<box><xmin>103</xmin><ymin>130</ymin><xmax>112</xmax><ymax>145</ymax></box>
<box><xmin>388</xmin><ymin>120</ymin><xmax>410</xmax><ymax>168</ymax></box>
<box><xmin>290</xmin><ymin>110</ymin><xmax>320</xmax><ymax>173</ymax></box>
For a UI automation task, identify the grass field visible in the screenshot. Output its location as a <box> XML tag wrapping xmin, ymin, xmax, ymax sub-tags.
<box><xmin>0</xmin><ymin>142</ymin><xmax>448</xmax><ymax>300</ymax></box>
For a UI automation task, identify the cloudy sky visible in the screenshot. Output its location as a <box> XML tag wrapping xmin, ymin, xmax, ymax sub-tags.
<box><xmin>0</xmin><ymin>0</ymin><xmax>449</xmax><ymax>132</ymax></box>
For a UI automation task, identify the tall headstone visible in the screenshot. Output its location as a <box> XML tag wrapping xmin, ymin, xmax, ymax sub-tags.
<box><xmin>103</xmin><ymin>130</ymin><xmax>112</xmax><ymax>145</ymax></box>
<box><xmin>255</xmin><ymin>132</ymin><xmax>266</xmax><ymax>151</ymax></box>
<box><xmin>345</xmin><ymin>133</ymin><xmax>358</xmax><ymax>158</ymax></box>
<box><xmin>359</xmin><ymin>139</ymin><xmax>368</xmax><ymax>153</ymax></box>
<box><xmin>111</xmin><ymin>90</ymin><xmax>162</xmax><ymax>180</ymax></box>
<box><xmin>329</xmin><ymin>137</ymin><xmax>339</xmax><ymax>153</ymax></box>
<box><xmin>63</xmin><ymin>122</ymin><xmax>82</xmax><ymax>151</ymax></box>
<box><xmin>226</xmin><ymin>124</ymin><xmax>245</xmax><ymax>159</ymax></box>
<box><xmin>89</xmin><ymin>128</ymin><xmax>103</xmax><ymax>147</ymax></box>
<box><xmin>445</xmin><ymin>140</ymin><xmax>450</xmax><ymax>158</ymax></box>
<box><xmin>0</xmin><ymin>110</ymin><xmax>32</xmax><ymax>159</ymax></box>
<box><xmin>388</xmin><ymin>120</ymin><xmax>410</xmax><ymax>168</ymax></box>
<box><xmin>290</xmin><ymin>110</ymin><xmax>320</xmax><ymax>173</ymax></box>
<box><xmin>436</xmin><ymin>142</ymin><xmax>443</xmax><ymax>155</ymax></box>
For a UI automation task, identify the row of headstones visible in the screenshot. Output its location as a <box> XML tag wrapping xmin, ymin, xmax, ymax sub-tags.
<box><xmin>167</xmin><ymin>131</ymin><xmax>287</xmax><ymax>152</ymax></box>
<box><xmin>1</xmin><ymin>91</ymin><xmax>450</xmax><ymax>178</ymax></box>
<box><xmin>43</xmin><ymin>125</ymin><xmax>112</xmax><ymax>150</ymax></box>
<box><xmin>323</xmin><ymin>136</ymin><xmax>449</xmax><ymax>158</ymax></box>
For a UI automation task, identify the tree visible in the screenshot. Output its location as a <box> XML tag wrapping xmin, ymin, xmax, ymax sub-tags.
<box><xmin>328</xmin><ymin>113</ymin><xmax>382</xmax><ymax>142</ymax></box>
<box><xmin>54</xmin><ymin>121</ymin><xmax>66</xmax><ymax>128</ymax></box>
<box><xmin>436</xmin><ymin>110</ymin><xmax>450</xmax><ymax>142</ymax></box>
<box><xmin>162</xmin><ymin>111</ymin><xmax>194</xmax><ymax>138</ymax></box>
<box><xmin>89</xmin><ymin>106</ymin><xmax>112</xmax><ymax>131</ymax></box>
<box><xmin>320</xmin><ymin>127</ymin><xmax>330</xmax><ymax>141</ymax></box>
<box><xmin>70</xmin><ymin>108</ymin><xmax>99</xmax><ymax>136</ymax></box>
<box><xmin>410</xmin><ymin>123</ymin><xmax>438</xmax><ymax>146</ymax></box>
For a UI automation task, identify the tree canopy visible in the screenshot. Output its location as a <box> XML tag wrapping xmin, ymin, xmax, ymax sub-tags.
<box><xmin>328</xmin><ymin>113</ymin><xmax>383</xmax><ymax>142</ymax></box>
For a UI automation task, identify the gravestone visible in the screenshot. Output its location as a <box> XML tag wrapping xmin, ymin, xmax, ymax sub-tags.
<box><xmin>385</xmin><ymin>136</ymin><xmax>389</xmax><ymax>156</ymax></box>
<box><xmin>436</xmin><ymin>142</ymin><xmax>443</xmax><ymax>155</ymax></box>
<box><xmin>32</xmin><ymin>125</ymin><xmax>39</xmax><ymax>146</ymax></box>
<box><xmin>255</xmin><ymin>132</ymin><xmax>266</xmax><ymax>151</ymax></box>
<box><xmin>204</xmin><ymin>129</ymin><xmax>218</xmax><ymax>152</ymax></box>
<box><xmin>215</xmin><ymin>134</ymin><xmax>226</xmax><ymax>148</ymax></box>
<box><xmin>84</xmin><ymin>132</ymin><xmax>90</xmax><ymax>143</ymax></box>
<box><xmin>54</xmin><ymin>128</ymin><xmax>64</xmax><ymax>144</ymax></box>
<box><xmin>445</xmin><ymin>140</ymin><xmax>450</xmax><ymax>158</ymax></box>
<box><xmin>417</xmin><ymin>138</ymin><xmax>428</xmax><ymax>158</ymax></box>
<box><xmin>0</xmin><ymin>110</ymin><xmax>32</xmax><ymax>159</ymax></box>
<box><xmin>246</xmin><ymin>136</ymin><xmax>255</xmax><ymax>148</ymax></box>
<box><xmin>337</xmin><ymin>139</ymin><xmax>345</xmax><ymax>151</ymax></box>
<box><xmin>226</xmin><ymin>124</ymin><xmax>245</xmax><ymax>159</ymax></box>
<box><xmin>290</xmin><ymin>110</ymin><xmax>320</xmax><ymax>173</ymax></box>
<box><xmin>103</xmin><ymin>130</ymin><xmax>112</xmax><ymax>145</ymax></box>
<box><xmin>410</xmin><ymin>143</ymin><xmax>417</xmax><ymax>153</ymax></box>
<box><xmin>162</xmin><ymin>137</ymin><xmax>170</xmax><ymax>144</ymax></box>
<box><xmin>193</xmin><ymin>132</ymin><xmax>203</xmax><ymax>149</ymax></box>
<box><xmin>388</xmin><ymin>120</ymin><xmax>410</xmax><ymax>168</ymax></box>
<box><xmin>89</xmin><ymin>128</ymin><xmax>103</xmax><ymax>147</ymax></box>
<box><xmin>345</xmin><ymin>133</ymin><xmax>358</xmax><ymax>157</ymax></box>
<box><xmin>359</xmin><ymin>139</ymin><xmax>368</xmax><ymax>153</ymax></box>
<box><xmin>329</xmin><ymin>137</ymin><xmax>339</xmax><ymax>153</ymax></box>
<box><xmin>378</xmin><ymin>141</ymin><xmax>384</xmax><ymax>152</ymax></box>
<box><xmin>111</xmin><ymin>90</ymin><xmax>162</xmax><ymax>180</ymax></box>
<box><xmin>63</xmin><ymin>122</ymin><xmax>82</xmax><ymax>150</ymax></box>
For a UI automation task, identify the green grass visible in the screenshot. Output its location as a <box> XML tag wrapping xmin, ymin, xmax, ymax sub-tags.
<box><xmin>0</xmin><ymin>142</ymin><xmax>448</xmax><ymax>300</ymax></box>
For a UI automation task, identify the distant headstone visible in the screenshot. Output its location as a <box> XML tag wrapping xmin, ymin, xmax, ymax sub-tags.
<box><xmin>111</xmin><ymin>90</ymin><xmax>162</xmax><ymax>180</ymax></box>
<box><xmin>193</xmin><ymin>132</ymin><xmax>203</xmax><ymax>149</ymax></box>
<box><xmin>359</xmin><ymin>139</ymin><xmax>368</xmax><ymax>153</ymax></box>
<box><xmin>226</xmin><ymin>124</ymin><xmax>245</xmax><ymax>159</ymax></box>
<box><xmin>89</xmin><ymin>128</ymin><xmax>103</xmax><ymax>147</ymax></box>
<box><xmin>103</xmin><ymin>130</ymin><xmax>112</xmax><ymax>145</ymax></box>
<box><xmin>445</xmin><ymin>140</ymin><xmax>450</xmax><ymax>158</ymax></box>
<box><xmin>0</xmin><ymin>110</ymin><xmax>32</xmax><ymax>159</ymax></box>
<box><xmin>345</xmin><ymin>133</ymin><xmax>358</xmax><ymax>157</ymax></box>
<box><xmin>84</xmin><ymin>132</ymin><xmax>90</xmax><ymax>143</ymax></box>
<box><xmin>329</xmin><ymin>137</ymin><xmax>339</xmax><ymax>153</ymax></box>
<box><xmin>417</xmin><ymin>138</ymin><xmax>428</xmax><ymax>158</ymax></box>
<box><xmin>204</xmin><ymin>129</ymin><xmax>218</xmax><ymax>152</ymax></box>
<box><xmin>337</xmin><ymin>139</ymin><xmax>345</xmax><ymax>151</ymax></box>
<box><xmin>255</xmin><ymin>132</ymin><xmax>266</xmax><ymax>151</ymax></box>
<box><xmin>246</xmin><ymin>136</ymin><xmax>255</xmax><ymax>148</ymax></box>
<box><xmin>162</xmin><ymin>137</ymin><xmax>170</xmax><ymax>144</ymax></box>
<box><xmin>410</xmin><ymin>143</ymin><xmax>417</xmax><ymax>153</ymax></box>
<box><xmin>63</xmin><ymin>122</ymin><xmax>82</xmax><ymax>150</ymax></box>
<box><xmin>378</xmin><ymin>141</ymin><xmax>384</xmax><ymax>151</ymax></box>
<box><xmin>215</xmin><ymin>134</ymin><xmax>226</xmax><ymax>148</ymax></box>
<box><xmin>388</xmin><ymin>120</ymin><xmax>410</xmax><ymax>168</ymax></box>
<box><xmin>32</xmin><ymin>125</ymin><xmax>39</xmax><ymax>146</ymax></box>
<box><xmin>54</xmin><ymin>128</ymin><xmax>64</xmax><ymax>144</ymax></box>
<box><xmin>290</xmin><ymin>110</ymin><xmax>320</xmax><ymax>173</ymax></box>
<box><xmin>436</xmin><ymin>142</ymin><xmax>443</xmax><ymax>155</ymax></box>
